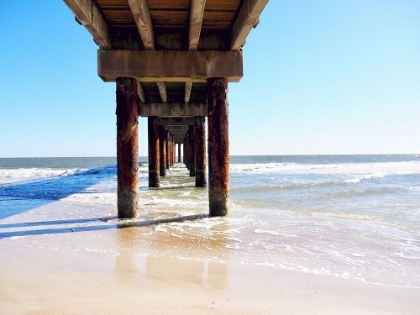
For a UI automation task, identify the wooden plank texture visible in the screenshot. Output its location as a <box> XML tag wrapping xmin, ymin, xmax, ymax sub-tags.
<box><xmin>98</xmin><ymin>50</ymin><xmax>243</xmax><ymax>82</ymax></box>
<box><xmin>156</xmin><ymin>82</ymin><xmax>168</xmax><ymax>102</ymax></box>
<box><xmin>189</xmin><ymin>0</ymin><xmax>206</xmax><ymax>49</ymax></box>
<box><xmin>128</xmin><ymin>0</ymin><xmax>155</xmax><ymax>49</ymax></box>
<box><xmin>231</xmin><ymin>0</ymin><xmax>269</xmax><ymax>50</ymax></box>
<box><xmin>63</xmin><ymin>0</ymin><xmax>110</xmax><ymax>48</ymax></box>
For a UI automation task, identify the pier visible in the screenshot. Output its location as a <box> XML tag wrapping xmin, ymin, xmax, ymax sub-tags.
<box><xmin>63</xmin><ymin>0</ymin><xmax>269</xmax><ymax>218</ymax></box>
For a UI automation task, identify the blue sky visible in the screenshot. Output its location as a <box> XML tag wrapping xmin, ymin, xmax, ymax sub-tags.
<box><xmin>0</xmin><ymin>1</ymin><xmax>419</xmax><ymax>157</ymax></box>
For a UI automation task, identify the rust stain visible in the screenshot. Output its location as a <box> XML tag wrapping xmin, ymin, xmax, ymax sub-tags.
<box><xmin>159</xmin><ymin>125</ymin><xmax>167</xmax><ymax>177</ymax></box>
<box><xmin>195</xmin><ymin>116</ymin><xmax>207</xmax><ymax>187</ymax></box>
<box><xmin>188</xmin><ymin>125</ymin><xmax>196</xmax><ymax>177</ymax></box>
<box><xmin>148</xmin><ymin>116</ymin><xmax>160</xmax><ymax>188</ymax></box>
<box><xmin>207</xmin><ymin>78</ymin><xmax>229</xmax><ymax>216</ymax></box>
<box><xmin>116</xmin><ymin>77</ymin><xmax>140</xmax><ymax>218</ymax></box>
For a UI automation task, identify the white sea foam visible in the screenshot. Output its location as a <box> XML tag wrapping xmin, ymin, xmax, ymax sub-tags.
<box><xmin>2</xmin><ymin>156</ymin><xmax>419</xmax><ymax>288</ymax></box>
<box><xmin>230</xmin><ymin>161</ymin><xmax>420</xmax><ymax>178</ymax></box>
<box><xmin>0</xmin><ymin>168</ymin><xmax>86</xmax><ymax>184</ymax></box>
<box><xmin>254</xmin><ymin>229</ymin><xmax>297</xmax><ymax>238</ymax></box>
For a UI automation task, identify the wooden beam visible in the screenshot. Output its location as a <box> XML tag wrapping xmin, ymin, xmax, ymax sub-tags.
<box><xmin>159</xmin><ymin>118</ymin><xmax>195</xmax><ymax>126</ymax></box>
<box><xmin>98</xmin><ymin>50</ymin><xmax>243</xmax><ymax>82</ymax></box>
<box><xmin>185</xmin><ymin>82</ymin><xmax>193</xmax><ymax>103</ymax></box>
<box><xmin>128</xmin><ymin>0</ymin><xmax>155</xmax><ymax>49</ymax></box>
<box><xmin>168</xmin><ymin>134</ymin><xmax>188</xmax><ymax>139</ymax></box>
<box><xmin>156</xmin><ymin>82</ymin><xmax>167</xmax><ymax>103</ymax></box>
<box><xmin>231</xmin><ymin>0</ymin><xmax>269</xmax><ymax>50</ymax></box>
<box><xmin>137</xmin><ymin>82</ymin><xmax>146</xmax><ymax>103</ymax></box>
<box><xmin>63</xmin><ymin>0</ymin><xmax>110</xmax><ymax>48</ymax></box>
<box><xmin>140</xmin><ymin>103</ymin><xmax>207</xmax><ymax>117</ymax></box>
<box><xmin>166</xmin><ymin>126</ymin><xmax>189</xmax><ymax>131</ymax></box>
<box><xmin>189</xmin><ymin>0</ymin><xmax>206</xmax><ymax>50</ymax></box>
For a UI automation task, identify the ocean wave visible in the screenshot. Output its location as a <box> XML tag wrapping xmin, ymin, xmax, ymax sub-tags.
<box><xmin>0</xmin><ymin>167</ymin><xmax>85</xmax><ymax>183</ymax></box>
<box><xmin>230</xmin><ymin>161</ymin><xmax>420</xmax><ymax>178</ymax></box>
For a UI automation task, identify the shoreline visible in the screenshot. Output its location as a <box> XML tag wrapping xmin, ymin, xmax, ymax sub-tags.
<box><xmin>0</xmin><ymin>201</ymin><xmax>419</xmax><ymax>314</ymax></box>
<box><xmin>1</xmin><ymin>239</ymin><xmax>419</xmax><ymax>315</ymax></box>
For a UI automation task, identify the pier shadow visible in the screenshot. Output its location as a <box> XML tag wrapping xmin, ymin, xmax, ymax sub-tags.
<box><xmin>0</xmin><ymin>217</ymin><xmax>113</xmax><ymax>229</ymax></box>
<box><xmin>0</xmin><ymin>165</ymin><xmax>116</xmax><ymax>220</ymax></box>
<box><xmin>0</xmin><ymin>214</ymin><xmax>208</xmax><ymax>239</ymax></box>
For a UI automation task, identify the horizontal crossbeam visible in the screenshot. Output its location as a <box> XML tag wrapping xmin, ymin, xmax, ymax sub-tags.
<box><xmin>159</xmin><ymin>118</ymin><xmax>195</xmax><ymax>126</ymax></box>
<box><xmin>140</xmin><ymin>103</ymin><xmax>207</xmax><ymax>117</ymax></box>
<box><xmin>98</xmin><ymin>50</ymin><xmax>243</xmax><ymax>82</ymax></box>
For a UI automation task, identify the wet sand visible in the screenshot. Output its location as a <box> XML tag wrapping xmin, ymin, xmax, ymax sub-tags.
<box><xmin>0</xmin><ymin>202</ymin><xmax>419</xmax><ymax>314</ymax></box>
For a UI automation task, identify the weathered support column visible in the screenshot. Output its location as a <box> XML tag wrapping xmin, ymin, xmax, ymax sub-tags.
<box><xmin>167</xmin><ymin>133</ymin><xmax>171</xmax><ymax>168</ymax></box>
<box><xmin>159</xmin><ymin>125</ymin><xmax>166</xmax><ymax>177</ymax></box>
<box><xmin>195</xmin><ymin>116</ymin><xmax>207</xmax><ymax>187</ymax></box>
<box><xmin>183</xmin><ymin>136</ymin><xmax>188</xmax><ymax>166</ymax></box>
<box><xmin>166</xmin><ymin>131</ymin><xmax>170</xmax><ymax>170</ymax></box>
<box><xmin>172</xmin><ymin>136</ymin><xmax>175</xmax><ymax>166</ymax></box>
<box><xmin>170</xmin><ymin>135</ymin><xmax>174</xmax><ymax>166</ymax></box>
<box><xmin>185</xmin><ymin>133</ymin><xmax>190</xmax><ymax>170</ymax></box>
<box><xmin>183</xmin><ymin>137</ymin><xmax>187</xmax><ymax>165</ymax></box>
<box><xmin>207</xmin><ymin>77</ymin><xmax>229</xmax><ymax>216</ymax></box>
<box><xmin>116</xmin><ymin>77</ymin><xmax>140</xmax><ymax>218</ymax></box>
<box><xmin>188</xmin><ymin>125</ymin><xmax>196</xmax><ymax>177</ymax></box>
<box><xmin>148</xmin><ymin>116</ymin><xmax>160</xmax><ymax>188</ymax></box>
<box><xmin>178</xmin><ymin>143</ymin><xmax>181</xmax><ymax>163</ymax></box>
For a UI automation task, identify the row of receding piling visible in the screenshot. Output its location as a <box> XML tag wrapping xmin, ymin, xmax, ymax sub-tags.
<box><xmin>182</xmin><ymin>117</ymin><xmax>206</xmax><ymax>188</ymax></box>
<box><xmin>149</xmin><ymin>118</ymin><xmax>201</xmax><ymax>187</ymax></box>
<box><xmin>116</xmin><ymin>77</ymin><xmax>229</xmax><ymax>218</ymax></box>
<box><xmin>148</xmin><ymin>118</ymin><xmax>177</xmax><ymax>187</ymax></box>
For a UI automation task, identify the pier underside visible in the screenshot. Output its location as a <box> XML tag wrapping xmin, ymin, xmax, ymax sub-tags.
<box><xmin>63</xmin><ymin>0</ymin><xmax>269</xmax><ymax>217</ymax></box>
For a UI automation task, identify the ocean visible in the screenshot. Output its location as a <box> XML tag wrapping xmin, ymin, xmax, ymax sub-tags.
<box><xmin>0</xmin><ymin>155</ymin><xmax>419</xmax><ymax>288</ymax></box>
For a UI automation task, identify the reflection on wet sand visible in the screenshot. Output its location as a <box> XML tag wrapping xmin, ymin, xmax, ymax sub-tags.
<box><xmin>114</xmin><ymin>219</ymin><xmax>230</xmax><ymax>290</ymax></box>
<box><xmin>115</xmin><ymin>225</ymin><xmax>143</xmax><ymax>276</ymax></box>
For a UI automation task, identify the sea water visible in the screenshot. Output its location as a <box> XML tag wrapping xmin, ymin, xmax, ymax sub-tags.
<box><xmin>0</xmin><ymin>155</ymin><xmax>419</xmax><ymax>287</ymax></box>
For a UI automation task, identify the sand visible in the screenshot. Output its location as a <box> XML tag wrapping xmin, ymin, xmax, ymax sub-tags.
<box><xmin>0</xmin><ymin>202</ymin><xmax>419</xmax><ymax>315</ymax></box>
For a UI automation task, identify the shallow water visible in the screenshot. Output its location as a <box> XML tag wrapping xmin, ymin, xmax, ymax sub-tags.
<box><xmin>0</xmin><ymin>155</ymin><xmax>419</xmax><ymax>287</ymax></box>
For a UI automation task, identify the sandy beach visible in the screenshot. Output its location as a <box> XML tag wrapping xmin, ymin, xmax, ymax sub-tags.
<box><xmin>0</xmin><ymin>201</ymin><xmax>419</xmax><ymax>315</ymax></box>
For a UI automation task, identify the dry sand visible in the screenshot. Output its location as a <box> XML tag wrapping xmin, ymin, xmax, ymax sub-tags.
<box><xmin>0</xmin><ymin>202</ymin><xmax>419</xmax><ymax>315</ymax></box>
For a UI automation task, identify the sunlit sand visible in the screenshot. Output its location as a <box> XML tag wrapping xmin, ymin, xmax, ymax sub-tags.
<box><xmin>0</xmin><ymin>200</ymin><xmax>419</xmax><ymax>315</ymax></box>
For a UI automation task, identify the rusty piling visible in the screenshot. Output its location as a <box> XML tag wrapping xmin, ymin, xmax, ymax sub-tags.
<box><xmin>116</xmin><ymin>77</ymin><xmax>139</xmax><ymax>218</ymax></box>
<box><xmin>207</xmin><ymin>77</ymin><xmax>229</xmax><ymax>216</ymax></box>
<box><xmin>184</xmin><ymin>134</ymin><xmax>190</xmax><ymax>170</ymax></box>
<box><xmin>188</xmin><ymin>125</ymin><xmax>196</xmax><ymax>177</ymax></box>
<box><xmin>183</xmin><ymin>136</ymin><xmax>187</xmax><ymax>166</ymax></box>
<box><xmin>172</xmin><ymin>136</ymin><xmax>175</xmax><ymax>166</ymax></box>
<box><xmin>159</xmin><ymin>125</ymin><xmax>166</xmax><ymax>177</ymax></box>
<box><xmin>166</xmin><ymin>131</ymin><xmax>170</xmax><ymax>170</ymax></box>
<box><xmin>148</xmin><ymin>116</ymin><xmax>160</xmax><ymax>188</ymax></box>
<box><xmin>195</xmin><ymin>116</ymin><xmax>207</xmax><ymax>187</ymax></box>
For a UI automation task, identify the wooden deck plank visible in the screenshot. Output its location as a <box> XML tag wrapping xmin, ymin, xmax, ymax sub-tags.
<box><xmin>63</xmin><ymin>0</ymin><xmax>111</xmax><ymax>48</ymax></box>
<box><xmin>128</xmin><ymin>0</ymin><xmax>155</xmax><ymax>49</ymax></box>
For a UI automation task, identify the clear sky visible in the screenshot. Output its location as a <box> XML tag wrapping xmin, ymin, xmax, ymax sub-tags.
<box><xmin>0</xmin><ymin>1</ymin><xmax>419</xmax><ymax>157</ymax></box>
